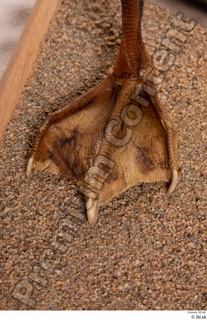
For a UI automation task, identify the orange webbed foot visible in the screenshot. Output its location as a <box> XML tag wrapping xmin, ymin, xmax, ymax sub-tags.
<box><xmin>26</xmin><ymin>0</ymin><xmax>179</xmax><ymax>225</ymax></box>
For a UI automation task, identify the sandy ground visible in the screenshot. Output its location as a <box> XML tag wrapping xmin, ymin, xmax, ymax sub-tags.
<box><xmin>0</xmin><ymin>0</ymin><xmax>207</xmax><ymax>310</ymax></box>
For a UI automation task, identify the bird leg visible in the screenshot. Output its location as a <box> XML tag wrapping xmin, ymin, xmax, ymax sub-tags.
<box><xmin>26</xmin><ymin>0</ymin><xmax>179</xmax><ymax>225</ymax></box>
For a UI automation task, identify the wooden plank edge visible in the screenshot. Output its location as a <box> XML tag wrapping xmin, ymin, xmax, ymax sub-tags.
<box><xmin>0</xmin><ymin>0</ymin><xmax>59</xmax><ymax>139</ymax></box>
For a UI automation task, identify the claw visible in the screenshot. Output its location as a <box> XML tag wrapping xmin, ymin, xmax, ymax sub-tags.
<box><xmin>167</xmin><ymin>169</ymin><xmax>178</xmax><ymax>195</ymax></box>
<box><xmin>86</xmin><ymin>197</ymin><xmax>99</xmax><ymax>225</ymax></box>
<box><xmin>26</xmin><ymin>157</ymin><xmax>33</xmax><ymax>178</ymax></box>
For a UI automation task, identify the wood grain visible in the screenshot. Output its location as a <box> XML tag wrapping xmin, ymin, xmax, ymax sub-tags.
<box><xmin>0</xmin><ymin>0</ymin><xmax>59</xmax><ymax>139</ymax></box>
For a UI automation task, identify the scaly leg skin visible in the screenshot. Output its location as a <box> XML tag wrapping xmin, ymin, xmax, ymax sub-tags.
<box><xmin>26</xmin><ymin>0</ymin><xmax>179</xmax><ymax>225</ymax></box>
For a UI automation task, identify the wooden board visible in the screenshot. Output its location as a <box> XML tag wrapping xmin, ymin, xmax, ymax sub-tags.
<box><xmin>0</xmin><ymin>0</ymin><xmax>59</xmax><ymax>139</ymax></box>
